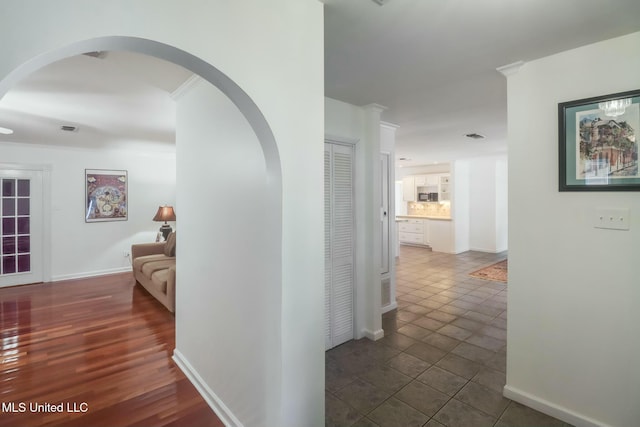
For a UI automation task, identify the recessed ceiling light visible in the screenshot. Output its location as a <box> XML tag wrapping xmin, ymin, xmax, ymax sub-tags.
<box><xmin>0</xmin><ymin>126</ymin><xmax>14</xmax><ymax>135</ymax></box>
<box><xmin>464</xmin><ymin>133</ymin><xmax>485</xmax><ymax>140</ymax></box>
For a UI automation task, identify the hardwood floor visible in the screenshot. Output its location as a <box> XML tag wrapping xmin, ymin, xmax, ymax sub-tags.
<box><xmin>0</xmin><ymin>273</ymin><xmax>223</xmax><ymax>427</ymax></box>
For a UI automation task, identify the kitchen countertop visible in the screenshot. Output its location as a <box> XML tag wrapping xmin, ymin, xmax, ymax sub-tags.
<box><xmin>396</xmin><ymin>215</ymin><xmax>451</xmax><ymax>221</ymax></box>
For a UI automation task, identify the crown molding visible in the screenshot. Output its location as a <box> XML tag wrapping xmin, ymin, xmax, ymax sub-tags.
<box><xmin>380</xmin><ymin>121</ymin><xmax>399</xmax><ymax>130</ymax></box>
<box><xmin>170</xmin><ymin>74</ymin><xmax>203</xmax><ymax>101</ymax></box>
<box><xmin>363</xmin><ymin>103</ymin><xmax>388</xmax><ymax>114</ymax></box>
<box><xmin>496</xmin><ymin>60</ymin><xmax>526</xmax><ymax>77</ymax></box>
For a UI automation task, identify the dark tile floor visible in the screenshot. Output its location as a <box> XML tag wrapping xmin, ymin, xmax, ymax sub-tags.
<box><xmin>326</xmin><ymin>245</ymin><xmax>572</xmax><ymax>427</ymax></box>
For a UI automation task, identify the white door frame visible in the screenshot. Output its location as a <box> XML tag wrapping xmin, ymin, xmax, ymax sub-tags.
<box><xmin>380</xmin><ymin>152</ymin><xmax>390</xmax><ymax>275</ymax></box>
<box><xmin>0</xmin><ymin>163</ymin><xmax>52</xmax><ymax>284</ymax></box>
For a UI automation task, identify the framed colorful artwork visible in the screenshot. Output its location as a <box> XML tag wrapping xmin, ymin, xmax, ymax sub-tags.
<box><xmin>85</xmin><ymin>169</ymin><xmax>128</xmax><ymax>222</ymax></box>
<box><xmin>559</xmin><ymin>89</ymin><xmax>640</xmax><ymax>191</ymax></box>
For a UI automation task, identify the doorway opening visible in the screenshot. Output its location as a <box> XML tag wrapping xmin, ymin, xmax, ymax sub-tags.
<box><xmin>0</xmin><ymin>36</ymin><xmax>283</xmax><ymax>426</ymax></box>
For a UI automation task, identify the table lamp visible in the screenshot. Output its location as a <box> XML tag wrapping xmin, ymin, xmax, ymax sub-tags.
<box><xmin>153</xmin><ymin>205</ymin><xmax>176</xmax><ymax>241</ymax></box>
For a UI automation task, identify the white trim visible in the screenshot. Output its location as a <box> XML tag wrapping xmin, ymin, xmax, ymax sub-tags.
<box><xmin>496</xmin><ymin>60</ymin><xmax>526</xmax><ymax>77</ymax></box>
<box><xmin>362</xmin><ymin>328</ymin><xmax>384</xmax><ymax>341</ymax></box>
<box><xmin>173</xmin><ymin>349</ymin><xmax>243</xmax><ymax>427</ymax></box>
<box><xmin>324</xmin><ymin>134</ymin><xmax>359</xmax><ymax>146</ymax></box>
<box><xmin>170</xmin><ymin>74</ymin><xmax>203</xmax><ymax>101</ymax></box>
<box><xmin>469</xmin><ymin>246</ymin><xmax>501</xmax><ymax>253</ymax></box>
<box><xmin>42</xmin><ymin>167</ymin><xmax>52</xmax><ymax>282</ymax></box>
<box><xmin>380</xmin><ymin>121</ymin><xmax>400</xmax><ymax>130</ymax></box>
<box><xmin>379</xmin><ymin>150</ymin><xmax>395</xmax><ymax>312</ymax></box>
<box><xmin>380</xmin><ymin>152</ymin><xmax>391</xmax><ymax>276</ymax></box>
<box><xmin>0</xmin><ymin>162</ymin><xmax>49</xmax><ymax>170</ymax></box>
<box><xmin>381</xmin><ymin>301</ymin><xmax>397</xmax><ymax>314</ymax></box>
<box><xmin>51</xmin><ymin>266</ymin><xmax>131</xmax><ymax>282</ymax></box>
<box><xmin>0</xmin><ymin>140</ymin><xmax>176</xmax><ymax>157</ymax></box>
<box><xmin>0</xmin><ymin>163</ymin><xmax>52</xmax><ymax>282</ymax></box>
<box><xmin>362</xmin><ymin>103</ymin><xmax>388</xmax><ymax>114</ymax></box>
<box><xmin>503</xmin><ymin>385</ymin><xmax>610</xmax><ymax>427</ymax></box>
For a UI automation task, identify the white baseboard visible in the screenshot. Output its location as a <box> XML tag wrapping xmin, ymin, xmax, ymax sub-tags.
<box><xmin>51</xmin><ymin>266</ymin><xmax>132</xmax><ymax>282</ymax></box>
<box><xmin>362</xmin><ymin>328</ymin><xmax>384</xmax><ymax>341</ymax></box>
<box><xmin>470</xmin><ymin>246</ymin><xmax>497</xmax><ymax>253</ymax></box>
<box><xmin>381</xmin><ymin>301</ymin><xmax>397</xmax><ymax>314</ymax></box>
<box><xmin>172</xmin><ymin>349</ymin><xmax>243</xmax><ymax>427</ymax></box>
<box><xmin>503</xmin><ymin>385</ymin><xmax>610</xmax><ymax>427</ymax></box>
<box><xmin>469</xmin><ymin>246</ymin><xmax>508</xmax><ymax>254</ymax></box>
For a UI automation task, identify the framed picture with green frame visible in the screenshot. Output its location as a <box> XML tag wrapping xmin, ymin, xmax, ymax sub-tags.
<box><xmin>558</xmin><ymin>88</ymin><xmax>640</xmax><ymax>191</ymax></box>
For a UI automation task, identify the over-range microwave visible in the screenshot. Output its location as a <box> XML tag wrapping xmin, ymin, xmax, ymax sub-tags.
<box><xmin>418</xmin><ymin>192</ymin><xmax>438</xmax><ymax>202</ymax></box>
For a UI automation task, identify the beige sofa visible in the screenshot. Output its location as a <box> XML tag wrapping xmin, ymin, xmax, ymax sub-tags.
<box><xmin>131</xmin><ymin>232</ymin><xmax>176</xmax><ymax>312</ymax></box>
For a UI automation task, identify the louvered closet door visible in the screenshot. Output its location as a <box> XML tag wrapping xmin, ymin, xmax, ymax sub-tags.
<box><xmin>325</xmin><ymin>142</ymin><xmax>355</xmax><ymax>350</ymax></box>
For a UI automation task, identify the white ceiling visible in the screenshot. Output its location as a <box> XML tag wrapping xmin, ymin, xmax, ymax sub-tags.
<box><xmin>1</xmin><ymin>1</ymin><xmax>639</xmax><ymax>164</ymax></box>
<box><xmin>0</xmin><ymin>51</ymin><xmax>192</xmax><ymax>152</ymax></box>
<box><xmin>324</xmin><ymin>0</ymin><xmax>640</xmax><ymax>166</ymax></box>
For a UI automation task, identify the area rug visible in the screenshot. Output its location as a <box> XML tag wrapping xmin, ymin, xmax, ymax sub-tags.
<box><xmin>469</xmin><ymin>259</ymin><xmax>508</xmax><ymax>283</ymax></box>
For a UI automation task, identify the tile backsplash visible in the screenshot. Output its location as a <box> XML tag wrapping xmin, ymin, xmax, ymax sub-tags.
<box><xmin>407</xmin><ymin>202</ymin><xmax>450</xmax><ymax>218</ymax></box>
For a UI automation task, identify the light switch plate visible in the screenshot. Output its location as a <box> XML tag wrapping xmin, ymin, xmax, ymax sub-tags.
<box><xmin>594</xmin><ymin>207</ymin><xmax>630</xmax><ymax>230</ymax></box>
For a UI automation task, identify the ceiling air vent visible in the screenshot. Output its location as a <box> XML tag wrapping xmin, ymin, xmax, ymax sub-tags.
<box><xmin>60</xmin><ymin>125</ymin><xmax>78</xmax><ymax>132</ymax></box>
<box><xmin>397</xmin><ymin>157</ymin><xmax>411</xmax><ymax>167</ymax></box>
<box><xmin>82</xmin><ymin>51</ymin><xmax>107</xmax><ymax>59</ymax></box>
<box><xmin>465</xmin><ymin>133</ymin><xmax>485</xmax><ymax>140</ymax></box>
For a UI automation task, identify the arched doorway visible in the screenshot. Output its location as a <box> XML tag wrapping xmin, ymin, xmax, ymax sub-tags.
<box><xmin>0</xmin><ymin>36</ymin><xmax>284</xmax><ymax>427</ymax></box>
<box><xmin>0</xmin><ymin>36</ymin><xmax>281</xmax><ymax>182</ymax></box>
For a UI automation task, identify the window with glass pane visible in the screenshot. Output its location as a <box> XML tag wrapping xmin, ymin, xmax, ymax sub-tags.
<box><xmin>0</xmin><ymin>179</ymin><xmax>30</xmax><ymax>275</ymax></box>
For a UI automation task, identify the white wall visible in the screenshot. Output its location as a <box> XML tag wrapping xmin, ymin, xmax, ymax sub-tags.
<box><xmin>395</xmin><ymin>163</ymin><xmax>450</xmax><ymax>180</ymax></box>
<box><xmin>176</xmin><ymin>79</ymin><xmax>279</xmax><ymax>427</ymax></box>
<box><xmin>469</xmin><ymin>155</ymin><xmax>508</xmax><ymax>253</ymax></box>
<box><xmin>325</xmin><ymin>97</ymin><xmax>365</xmax><ymax>141</ymax></box>
<box><xmin>451</xmin><ymin>160</ymin><xmax>470</xmax><ymax>254</ymax></box>
<box><xmin>0</xmin><ymin>2</ymin><xmax>324</xmax><ymax>426</ymax></box>
<box><xmin>505</xmin><ymin>31</ymin><xmax>640</xmax><ymax>427</ymax></box>
<box><xmin>495</xmin><ymin>158</ymin><xmax>508</xmax><ymax>252</ymax></box>
<box><xmin>469</xmin><ymin>158</ymin><xmax>495</xmax><ymax>251</ymax></box>
<box><xmin>0</xmin><ymin>141</ymin><xmax>175</xmax><ymax>280</ymax></box>
<box><xmin>325</xmin><ymin>97</ymin><xmax>384</xmax><ymax>340</ymax></box>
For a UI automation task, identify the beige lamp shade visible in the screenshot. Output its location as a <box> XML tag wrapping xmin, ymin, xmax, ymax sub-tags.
<box><xmin>153</xmin><ymin>206</ymin><xmax>176</xmax><ymax>241</ymax></box>
<box><xmin>153</xmin><ymin>206</ymin><xmax>176</xmax><ymax>223</ymax></box>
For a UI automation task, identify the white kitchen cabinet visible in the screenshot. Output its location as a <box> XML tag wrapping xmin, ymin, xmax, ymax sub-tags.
<box><xmin>415</xmin><ymin>174</ymin><xmax>439</xmax><ymax>197</ymax></box>
<box><xmin>426</xmin><ymin>174</ymin><xmax>439</xmax><ymax>186</ymax></box>
<box><xmin>398</xmin><ymin>217</ymin><xmax>454</xmax><ymax>252</ymax></box>
<box><xmin>414</xmin><ymin>175</ymin><xmax>426</xmax><ymax>186</ymax></box>
<box><xmin>423</xmin><ymin>220</ymin><xmax>431</xmax><ymax>245</ymax></box>
<box><xmin>402</xmin><ymin>176</ymin><xmax>416</xmax><ymax>201</ymax></box>
<box><xmin>405</xmin><ymin>173</ymin><xmax>448</xmax><ymax>203</ymax></box>
<box><xmin>439</xmin><ymin>174</ymin><xmax>451</xmax><ymax>202</ymax></box>
<box><xmin>398</xmin><ymin>232</ymin><xmax>423</xmax><ymax>245</ymax></box>
<box><xmin>398</xmin><ymin>219</ymin><xmax>426</xmax><ymax>246</ymax></box>
<box><xmin>399</xmin><ymin>220</ymin><xmax>423</xmax><ymax>233</ymax></box>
